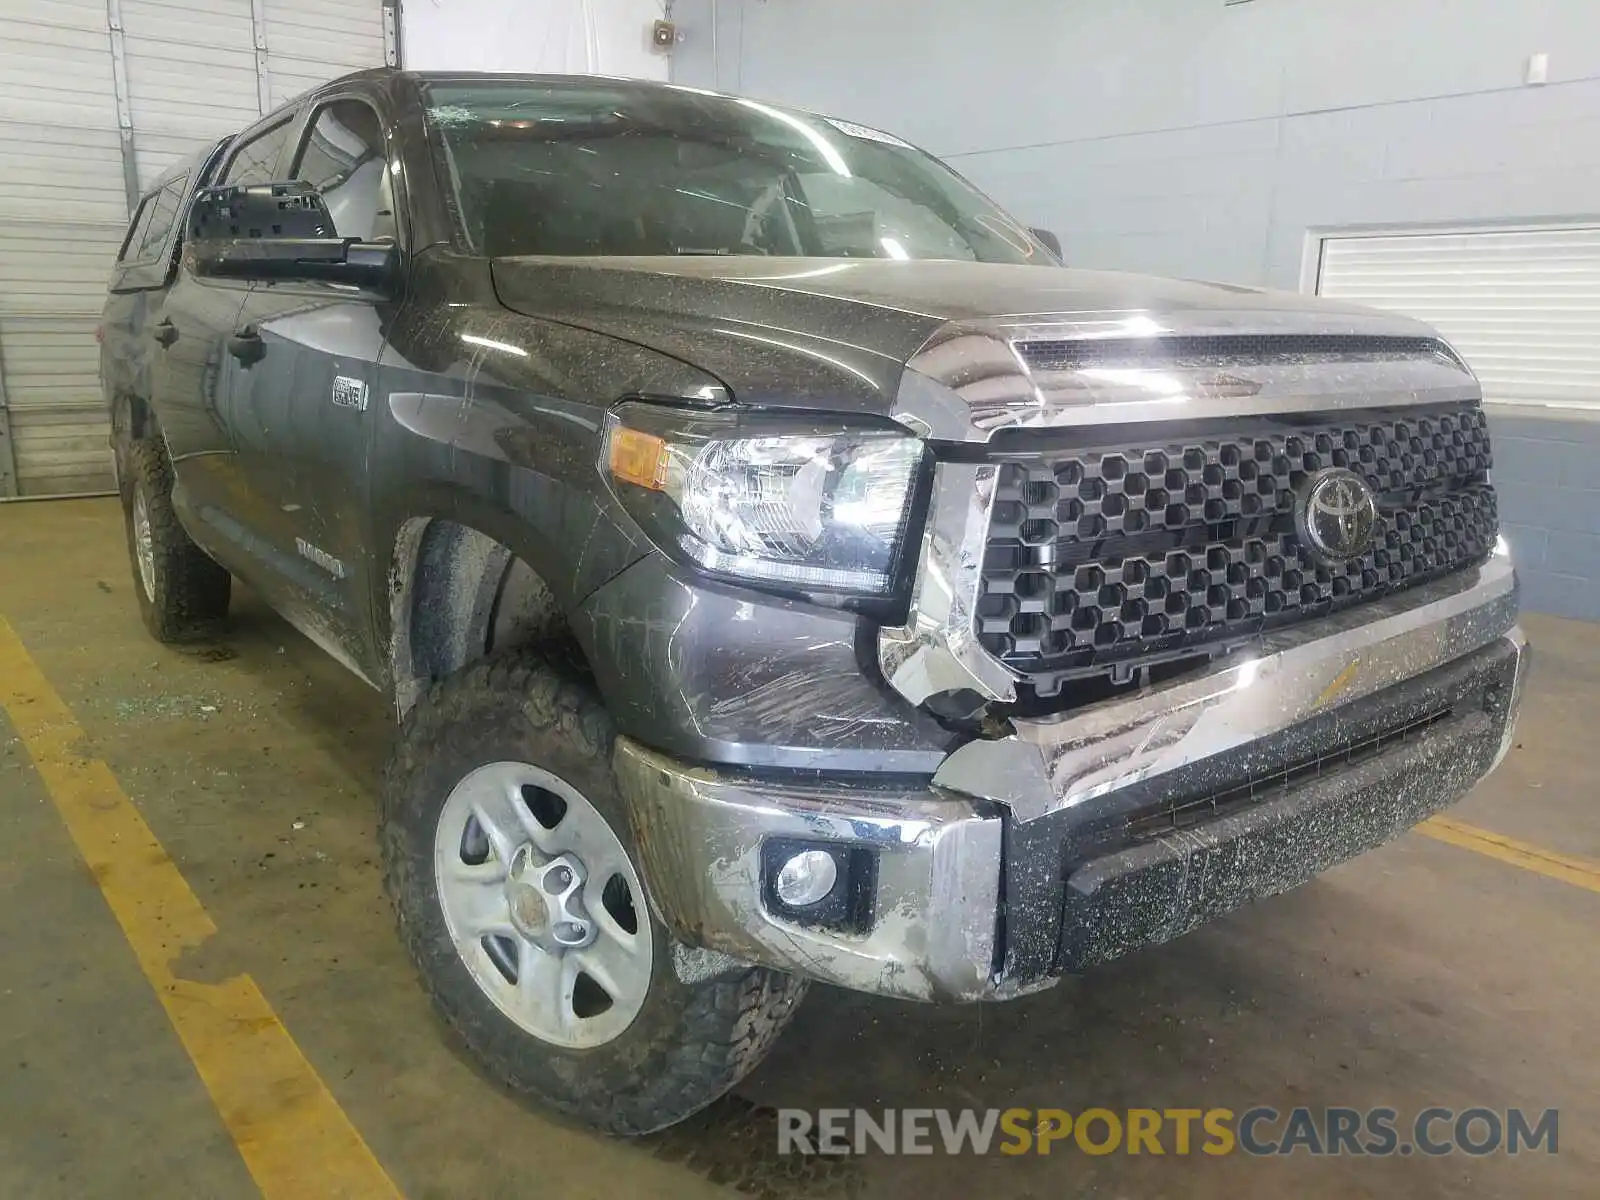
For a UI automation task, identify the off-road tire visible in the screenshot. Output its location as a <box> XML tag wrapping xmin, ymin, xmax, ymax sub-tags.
<box><xmin>119</xmin><ymin>436</ymin><xmax>230</xmax><ymax>642</ymax></box>
<box><xmin>381</xmin><ymin>653</ymin><xmax>808</xmax><ymax>1135</ymax></box>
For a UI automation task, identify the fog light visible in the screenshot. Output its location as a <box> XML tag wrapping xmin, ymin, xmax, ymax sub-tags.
<box><xmin>775</xmin><ymin>849</ymin><xmax>838</xmax><ymax>907</ymax></box>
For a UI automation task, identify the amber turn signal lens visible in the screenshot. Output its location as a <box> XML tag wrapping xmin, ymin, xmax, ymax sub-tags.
<box><xmin>608</xmin><ymin>426</ymin><xmax>669</xmax><ymax>491</ymax></box>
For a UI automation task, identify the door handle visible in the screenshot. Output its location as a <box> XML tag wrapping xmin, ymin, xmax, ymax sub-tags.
<box><xmin>228</xmin><ymin>325</ymin><xmax>265</xmax><ymax>367</ymax></box>
<box><xmin>153</xmin><ymin>318</ymin><xmax>178</xmax><ymax>348</ymax></box>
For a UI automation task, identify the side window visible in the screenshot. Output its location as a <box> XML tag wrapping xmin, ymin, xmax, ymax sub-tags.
<box><xmin>290</xmin><ymin>100</ymin><xmax>394</xmax><ymax>242</ymax></box>
<box><xmin>134</xmin><ymin>178</ymin><xmax>186</xmax><ymax>260</ymax></box>
<box><xmin>222</xmin><ymin>118</ymin><xmax>295</xmax><ymax>187</ymax></box>
<box><xmin>117</xmin><ymin>195</ymin><xmax>158</xmax><ymax>263</ymax></box>
<box><xmin>115</xmin><ymin>176</ymin><xmax>188</xmax><ymax>266</ymax></box>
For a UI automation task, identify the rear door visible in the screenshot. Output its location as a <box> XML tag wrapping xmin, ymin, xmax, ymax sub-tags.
<box><xmin>102</xmin><ymin>186</ymin><xmax>168</xmax><ymax>441</ymax></box>
<box><xmin>151</xmin><ymin>115</ymin><xmax>297</xmax><ymax>553</ymax></box>
<box><xmin>224</xmin><ymin>94</ymin><xmax>401</xmax><ymax>676</ymax></box>
<box><xmin>104</xmin><ymin>140</ymin><xmax>229</xmax><ymax>476</ymax></box>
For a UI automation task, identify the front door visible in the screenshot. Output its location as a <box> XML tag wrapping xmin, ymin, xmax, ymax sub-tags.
<box><xmin>155</xmin><ymin>112</ymin><xmax>300</xmax><ymax>572</ymax></box>
<box><xmin>221</xmin><ymin>97</ymin><xmax>401</xmax><ymax>678</ymax></box>
<box><xmin>148</xmin><ymin>269</ymin><xmax>251</xmax><ymax>548</ymax></box>
<box><xmin>226</xmin><ymin>285</ymin><xmax>388</xmax><ymax>672</ymax></box>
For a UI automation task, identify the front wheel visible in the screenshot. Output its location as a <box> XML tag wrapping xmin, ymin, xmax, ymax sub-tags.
<box><xmin>381</xmin><ymin>654</ymin><xmax>807</xmax><ymax>1134</ymax></box>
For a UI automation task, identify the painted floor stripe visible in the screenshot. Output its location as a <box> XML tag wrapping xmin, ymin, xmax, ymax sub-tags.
<box><xmin>0</xmin><ymin>617</ymin><xmax>402</xmax><ymax>1199</ymax></box>
<box><xmin>1420</xmin><ymin>814</ymin><xmax>1600</xmax><ymax>895</ymax></box>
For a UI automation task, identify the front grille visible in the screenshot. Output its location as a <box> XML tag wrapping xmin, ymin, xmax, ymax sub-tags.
<box><xmin>977</xmin><ymin>403</ymin><xmax>1497</xmax><ymax>699</ymax></box>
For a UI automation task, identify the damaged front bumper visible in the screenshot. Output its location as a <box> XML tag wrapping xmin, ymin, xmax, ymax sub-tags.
<box><xmin>612</xmin><ymin>556</ymin><xmax>1526</xmax><ymax>1002</ymax></box>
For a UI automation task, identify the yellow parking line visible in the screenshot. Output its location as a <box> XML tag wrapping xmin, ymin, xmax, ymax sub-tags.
<box><xmin>0</xmin><ymin>617</ymin><xmax>402</xmax><ymax>1200</ymax></box>
<box><xmin>1419</xmin><ymin>814</ymin><xmax>1600</xmax><ymax>895</ymax></box>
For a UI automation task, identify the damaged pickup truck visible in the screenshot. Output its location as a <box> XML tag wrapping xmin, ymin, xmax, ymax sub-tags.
<box><xmin>101</xmin><ymin>69</ymin><xmax>1525</xmax><ymax>1134</ymax></box>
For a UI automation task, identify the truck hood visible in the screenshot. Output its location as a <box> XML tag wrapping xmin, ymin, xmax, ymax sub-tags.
<box><xmin>490</xmin><ymin>256</ymin><xmax>1450</xmax><ymax>422</ymax></box>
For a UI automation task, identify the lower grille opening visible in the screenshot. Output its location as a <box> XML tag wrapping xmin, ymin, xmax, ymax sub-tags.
<box><xmin>1124</xmin><ymin>705</ymin><xmax>1458</xmax><ymax>843</ymax></box>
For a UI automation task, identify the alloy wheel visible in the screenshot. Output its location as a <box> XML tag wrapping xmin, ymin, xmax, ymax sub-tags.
<box><xmin>432</xmin><ymin>761</ymin><xmax>653</xmax><ymax>1048</ymax></box>
<box><xmin>132</xmin><ymin>486</ymin><xmax>156</xmax><ymax>601</ymax></box>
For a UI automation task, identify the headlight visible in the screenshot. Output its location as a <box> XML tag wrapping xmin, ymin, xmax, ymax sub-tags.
<box><xmin>603</xmin><ymin>402</ymin><xmax>924</xmax><ymax>594</ymax></box>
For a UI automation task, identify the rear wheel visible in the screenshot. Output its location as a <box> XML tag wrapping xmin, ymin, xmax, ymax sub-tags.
<box><xmin>118</xmin><ymin>435</ymin><xmax>230</xmax><ymax>642</ymax></box>
<box><xmin>382</xmin><ymin>654</ymin><xmax>807</xmax><ymax>1134</ymax></box>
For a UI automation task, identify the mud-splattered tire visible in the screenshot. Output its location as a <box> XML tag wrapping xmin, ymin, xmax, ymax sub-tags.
<box><xmin>381</xmin><ymin>653</ymin><xmax>807</xmax><ymax>1135</ymax></box>
<box><xmin>119</xmin><ymin>436</ymin><xmax>230</xmax><ymax>643</ymax></box>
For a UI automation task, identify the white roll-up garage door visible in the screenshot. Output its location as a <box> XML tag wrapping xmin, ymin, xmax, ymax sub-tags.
<box><xmin>263</xmin><ymin>0</ymin><xmax>390</xmax><ymax>109</ymax></box>
<box><xmin>123</xmin><ymin>0</ymin><xmax>266</xmax><ymax>189</ymax></box>
<box><xmin>0</xmin><ymin>0</ymin><xmax>390</xmax><ymax>497</ymax></box>
<box><xmin>1316</xmin><ymin>225</ymin><xmax>1600</xmax><ymax>413</ymax></box>
<box><xmin>0</xmin><ymin>1</ymin><xmax>129</xmax><ymax>496</ymax></box>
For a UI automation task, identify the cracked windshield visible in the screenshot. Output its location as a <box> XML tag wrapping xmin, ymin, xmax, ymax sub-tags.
<box><xmin>424</xmin><ymin>81</ymin><xmax>1047</xmax><ymax>263</ymax></box>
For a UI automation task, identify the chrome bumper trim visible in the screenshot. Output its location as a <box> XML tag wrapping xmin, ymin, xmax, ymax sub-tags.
<box><xmin>618</xmin><ymin>557</ymin><xmax>1520</xmax><ymax>1002</ymax></box>
<box><xmin>1493</xmin><ymin>620</ymin><xmax>1533</xmax><ymax>772</ymax></box>
<box><xmin>878</xmin><ymin>460</ymin><xmax>1018</xmax><ymax>705</ymax></box>
<box><xmin>612</xmin><ymin>741</ymin><xmax>1004</xmax><ymax>1002</ymax></box>
<box><xmin>933</xmin><ymin>555</ymin><xmax>1520</xmax><ymax>822</ymax></box>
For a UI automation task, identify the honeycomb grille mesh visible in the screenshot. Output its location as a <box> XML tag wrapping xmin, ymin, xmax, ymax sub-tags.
<box><xmin>977</xmin><ymin>404</ymin><xmax>1497</xmax><ymax>697</ymax></box>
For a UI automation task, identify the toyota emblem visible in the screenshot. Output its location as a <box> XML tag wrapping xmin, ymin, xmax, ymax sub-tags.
<box><xmin>1295</xmin><ymin>468</ymin><xmax>1378</xmax><ymax>563</ymax></box>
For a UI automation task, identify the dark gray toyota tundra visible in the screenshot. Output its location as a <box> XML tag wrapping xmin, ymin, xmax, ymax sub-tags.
<box><xmin>99</xmin><ymin>69</ymin><xmax>1525</xmax><ymax>1134</ymax></box>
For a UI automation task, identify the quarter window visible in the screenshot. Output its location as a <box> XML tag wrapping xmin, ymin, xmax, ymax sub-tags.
<box><xmin>134</xmin><ymin>179</ymin><xmax>185</xmax><ymax>260</ymax></box>
<box><xmin>116</xmin><ymin>177</ymin><xmax>187</xmax><ymax>265</ymax></box>
<box><xmin>116</xmin><ymin>195</ymin><xmax>158</xmax><ymax>264</ymax></box>
<box><xmin>291</xmin><ymin>100</ymin><xmax>394</xmax><ymax>242</ymax></box>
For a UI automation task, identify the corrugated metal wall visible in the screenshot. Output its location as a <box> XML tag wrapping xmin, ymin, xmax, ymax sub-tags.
<box><xmin>0</xmin><ymin>0</ymin><xmax>129</xmax><ymax>496</ymax></box>
<box><xmin>265</xmin><ymin>0</ymin><xmax>389</xmax><ymax>107</ymax></box>
<box><xmin>0</xmin><ymin>0</ymin><xmax>390</xmax><ymax>497</ymax></box>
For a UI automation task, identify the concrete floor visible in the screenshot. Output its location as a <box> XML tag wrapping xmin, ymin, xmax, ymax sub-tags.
<box><xmin>1</xmin><ymin>497</ymin><xmax>1596</xmax><ymax>1199</ymax></box>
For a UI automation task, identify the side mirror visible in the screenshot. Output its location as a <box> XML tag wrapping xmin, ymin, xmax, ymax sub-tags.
<box><xmin>186</xmin><ymin>181</ymin><xmax>398</xmax><ymax>290</ymax></box>
<box><xmin>189</xmin><ymin>236</ymin><xmax>398</xmax><ymax>290</ymax></box>
<box><xmin>188</xmin><ymin>180</ymin><xmax>332</xmax><ymax>242</ymax></box>
<box><xmin>1029</xmin><ymin>227</ymin><xmax>1063</xmax><ymax>261</ymax></box>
